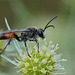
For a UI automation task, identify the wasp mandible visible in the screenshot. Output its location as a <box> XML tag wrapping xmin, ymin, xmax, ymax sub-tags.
<box><xmin>0</xmin><ymin>16</ymin><xmax>57</xmax><ymax>57</ymax></box>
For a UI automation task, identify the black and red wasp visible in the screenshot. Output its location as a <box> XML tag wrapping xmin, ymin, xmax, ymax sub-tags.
<box><xmin>0</xmin><ymin>16</ymin><xmax>57</xmax><ymax>57</ymax></box>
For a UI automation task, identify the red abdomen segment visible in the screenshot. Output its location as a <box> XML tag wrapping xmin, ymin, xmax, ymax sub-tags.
<box><xmin>4</xmin><ymin>32</ymin><xmax>16</xmax><ymax>39</ymax></box>
<box><xmin>0</xmin><ymin>32</ymin><xmax>16</xmax><ymax>40</ymax></box>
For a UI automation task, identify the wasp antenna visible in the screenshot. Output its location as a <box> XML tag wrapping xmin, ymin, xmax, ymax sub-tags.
<box><xmin>47</xmin><ymin>25</ymin><xmax>55</xmax><ymax>29</ymax></box>
<box><xmin>44</xmin><ymin>16</ymin><xmax>57</xmax><ymax>31</ymax></box>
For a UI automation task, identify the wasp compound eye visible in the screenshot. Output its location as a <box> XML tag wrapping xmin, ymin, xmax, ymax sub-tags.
<box><xmin>38</xmin><ymin>28</ymin><xmax>45</xmax><ymax>39</ymax></box>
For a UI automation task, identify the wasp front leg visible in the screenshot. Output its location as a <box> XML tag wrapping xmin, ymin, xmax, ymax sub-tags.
<box><xmin>29</xmin><ymin>38</ymin><xmax>39</xmax><ymax>52</ymax></box>
<box><xmin>34</xmin><ymin>38</ymin><xmax>39</xmax><ymax>53</ymax></box>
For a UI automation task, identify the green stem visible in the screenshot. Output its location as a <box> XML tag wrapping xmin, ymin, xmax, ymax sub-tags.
<box><xmin>5</xmin><ymin>17</ymin><xmax>22</xmax><ymax>56</ymax></box>
<box><xmin>0</xmin><ymin>54</ymin><xmax>17</xmax><ymax>65</ymax></box>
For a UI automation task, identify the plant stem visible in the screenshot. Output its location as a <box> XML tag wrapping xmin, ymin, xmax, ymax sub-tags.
<box><xmin>0</xmin><ymin>54</ymin><xmax>17</xmax><ymax>65</ymax></box>
<box><xmin>5</xmin><ymin>17</ymin><xmax>22</xmax><ymax>56</ymax></box>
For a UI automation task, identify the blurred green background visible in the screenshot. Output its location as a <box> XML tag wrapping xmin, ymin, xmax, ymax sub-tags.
<box><xmin>0</xmin><ymin>0</ymin><xmax>75</xmax><ymax>75</ymax></box>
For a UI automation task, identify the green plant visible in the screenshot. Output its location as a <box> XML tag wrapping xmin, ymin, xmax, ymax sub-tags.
<box><xmin>16</xmin><ymin>40</ymin><xmax>67</xmax><ymax>75</ymax></box>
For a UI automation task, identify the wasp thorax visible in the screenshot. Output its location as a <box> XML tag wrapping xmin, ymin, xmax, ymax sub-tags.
<box><xmin>37</xmin><ymin>28</ymin><xmax>45</xmax><ymax>39</ymax></box>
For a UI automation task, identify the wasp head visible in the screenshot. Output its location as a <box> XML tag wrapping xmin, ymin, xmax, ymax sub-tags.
<box><xmin>37</xmin><ymin>28</ymin><xmax>45</xmax><ymax>39</ymax></box>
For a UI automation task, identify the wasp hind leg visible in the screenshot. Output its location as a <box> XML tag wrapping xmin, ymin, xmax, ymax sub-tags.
<box><xmin>24</xmin><ymin>39</ymin><xmax>31</xmax><ymax>58</ymax></box>
<box><xmin>0</xmin><ymin>33</ymin><xmax>14</xmax><ymax>55</ymax></box>
<box><xmin>0</xmin><ymin>33</ymin><xmax>21</xmax><ymax>55</ymax></box>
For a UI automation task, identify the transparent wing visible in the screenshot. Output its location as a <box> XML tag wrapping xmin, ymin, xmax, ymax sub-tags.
<box><xmin>0</xmin><ymin>28</ymin><xmax>30</xmax><ymax>33</ymax></box>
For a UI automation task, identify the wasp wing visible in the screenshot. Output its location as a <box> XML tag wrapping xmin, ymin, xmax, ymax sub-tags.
<box><xmin>0</xmin><ymin>28</ymin><xmax>31</xmax><ymax>34</ymax></box>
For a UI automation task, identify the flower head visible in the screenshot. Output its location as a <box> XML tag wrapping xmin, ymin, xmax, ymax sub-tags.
<box><xmin>15</xmin><ymin>40</ymin><xmax>66</xmax><ymax>75</ymax></box>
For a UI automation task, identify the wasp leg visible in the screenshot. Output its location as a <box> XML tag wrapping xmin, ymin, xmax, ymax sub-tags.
<box><xmin>0</xmin><ymin>33</ymin><xmax>14</xmax><ymax>55</ymax></box>
<box><xmin>24</xmin><ymin>39</ymin><xmax>31</xmax><ymax>58</ymax></box>
<box><xmin>34</xmin><ymin>38</ymin><xmax>39</xmax><ymax>53</ymax></box>
<box><xmin>13</xmin><ymin>33</ymin><xmax>21</xmax><ymax>41</ymax></box>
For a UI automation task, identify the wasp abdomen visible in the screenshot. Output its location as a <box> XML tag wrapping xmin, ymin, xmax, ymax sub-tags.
<box><xmin>0</xmin><ymin>32</ymin><xmax>17</xmax><ymax>40</ymax></box>
<box><xmin>0</xmin><ymin>34</ymin><xmax>7</xmax><ymax>40</ymax></box>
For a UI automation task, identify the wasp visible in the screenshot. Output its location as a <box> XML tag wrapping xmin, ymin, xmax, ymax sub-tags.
<box><xmin>0</xmin><ymin>16</ymin><xmax>57</xmax><ymax>57</ymax></box>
